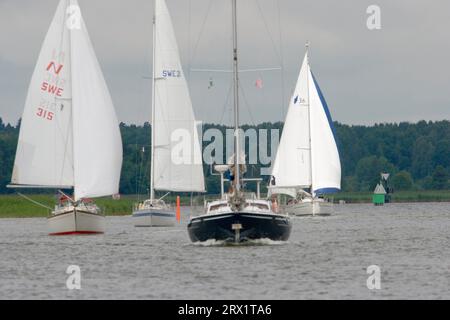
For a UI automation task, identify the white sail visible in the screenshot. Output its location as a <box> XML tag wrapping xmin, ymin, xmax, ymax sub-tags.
<box><xmin>309</xmin><ymin>69</ymin><xmax>341</xmax><ymax>195</ymax></box>
<box><xmin>11</xmin><ymin>0</ymin><xmax>74</xmax><ymax>188</ymax></box>
<box><xmin>271</xmin><ymin>52</ymin><xmax>341</xmax><ymax>195</ymax></box>
<box><xmin>152</xmin><ymin>0</ymin><xmax>205</xmax><ymax>192</ymax></box>
<box><xmin>11</xmin><ymin>0</ymin><xmax>123</xmax><ymax>200</ymax></box>
<box><xmin>271</xmin><ymin>54</ymin><xmax>311</xmax><ymax>189</ymax></box>
<box><xmin>70</xmin><ymin>0</ymin><xmax>123</xmax><ymax>200</ymax></box>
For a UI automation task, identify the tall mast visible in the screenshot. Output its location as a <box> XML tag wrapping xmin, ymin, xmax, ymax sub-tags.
<box><xmin>231</xmin><ymin>0</ymin><xmax>241</xmax><ymax>194</ymax></box>
<box><xmin>305</xmin><ymin>41</ymin><xmax>314</xmax><ymax>197</ymax></box>
<box><xmin>150</xmin><ymin>1</ymin><xmax>156</xmax><ymax>201</ymax></box>
<box><xmin>68</xmin><ymin>0</ymin><xmax>75</xmax><ymax>200</ymax></box>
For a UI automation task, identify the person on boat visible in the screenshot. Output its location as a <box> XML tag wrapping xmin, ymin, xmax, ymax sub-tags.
<box><xmin>225</xmin><ymin>166</ymin><xmax>236</xmax><ymax>196</ymax></box>
<box><xmin>225</xmin><ymin>168</ymin><xmax>235</xmax><ymax>183</ymax></box>
<box><xmin>271</xmin><ymin>196</ymin><xmax>279</xmax><ymax>213</ymax></box>
<box><xmin>59</xmin><ymin>194</ymin><xmax>70</xmax><ymax>207</ymax></box>
<box><xmin>269</xmin><ymin>175</ymin><xmax>276</xmax><ymax>186</ymax></box>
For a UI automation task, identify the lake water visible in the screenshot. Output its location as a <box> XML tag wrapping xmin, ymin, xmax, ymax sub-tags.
<box><xmin>0</xmin><ymin>203</ymin><xmax>449</xmax><ymax>299</ymax></box>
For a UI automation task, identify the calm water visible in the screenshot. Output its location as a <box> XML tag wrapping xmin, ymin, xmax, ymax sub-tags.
<box><xmin>0</xmin><ymin>203</ymin><xmax>449</xmax><ymax>300</ymax></box>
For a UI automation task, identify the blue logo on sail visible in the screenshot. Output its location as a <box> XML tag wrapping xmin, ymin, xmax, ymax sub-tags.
<box><xmin>294</xmin><ymin>95</ymin><xmax>306</xmax><ymax>105</ymax></box>
<box><xmin>162</xmin><ymin>70</ymin><xmax>181</xmax><ymax>78</ymax></box>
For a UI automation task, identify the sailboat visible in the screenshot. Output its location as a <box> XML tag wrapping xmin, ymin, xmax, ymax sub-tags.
<box><xmin>187</xmin><ymin>0</ymin><xmax>292</xmax><ymax>243</ymax></box>
<box><xmin>132</xmin><ymin>0</ymin><xmax>205</xmax><ymax>227</ymax></box>
<box><xmin>8</xmin><ymin>0</ymin><xmax>123</xmax><ymax>235</ymax></box>
<box><xmin>269</xmin><ymin>44</ymin><xmax>341</xmax><ymax>216</ymax></box>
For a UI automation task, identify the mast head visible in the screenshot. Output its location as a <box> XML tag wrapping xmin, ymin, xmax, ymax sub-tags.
<box><xmin>305</xmin><ymin>41</ymin><xmax>310</xmax><ymax>64</ymax></box>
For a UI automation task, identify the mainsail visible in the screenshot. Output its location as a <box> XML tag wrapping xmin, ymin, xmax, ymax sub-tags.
<box><xmin>270</xmin><ymin>51</ymin><xmax>341</xmax><ymax>196</ymax></box>
<box><xmin>271</xmin><ymin>54</ymin><xmax>311</xmax><ymax>190</ymax></box>
<box><xmin>11</xmin><ymin>0</ymin><xmax>123</xmax><ymax>201</ymax></box>
<box><xmin>152</xmin><ymin>0</ymin><xmax>205</xmax><ymax>192</ymax></box>
<box><xmin>11</xmin><ymin>0</ymin><xmax>74</xmax><ymax>189</ymax></box>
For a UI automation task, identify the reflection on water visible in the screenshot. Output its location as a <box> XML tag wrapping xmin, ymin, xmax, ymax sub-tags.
<box><xmin>0</xmin><ymin>203</ymin><xmax>449</xmax><ymax>299</ymax></box>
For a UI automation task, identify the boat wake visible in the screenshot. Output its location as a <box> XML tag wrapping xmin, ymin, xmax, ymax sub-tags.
<box><xmin>291</xmin><ymin>214</ymin><xmax>332</xmax><ymax>219</ymax></box>
<box><xmin>191</xmin><ymin>238</ymin><xmax>288</xmax><ymax>247</ymax></box>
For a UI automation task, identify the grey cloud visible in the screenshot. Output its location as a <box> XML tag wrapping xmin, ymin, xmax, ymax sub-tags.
<box><xmin>0</xmin><ymin>0</ymin><xmax>449</xmax><ymax>126</ymax></box>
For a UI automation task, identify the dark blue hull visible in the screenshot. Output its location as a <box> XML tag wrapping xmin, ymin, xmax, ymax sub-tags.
<box><xmin>187</xmin><ymin>212</ymin><xmax>292</xmax><ymax>243</ymax></box>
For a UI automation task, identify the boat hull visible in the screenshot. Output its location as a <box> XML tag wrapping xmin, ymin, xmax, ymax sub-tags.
<box><xmin>284</xmin><ymin>200</ymin><xmax>333</xmax><ymax>216</ymax></box>
<box><xmin>187</xmin><ymin>212</ymin><xmax>292</xmax><ymax>243</ymax></box>
<box><xmin>48</xmin><ymin>209</ymin><xmax>105</xmax><ymax>236</ymax></box>
<box><xmin>132</xmin><ymin>208</ymin><xmax>176</xmax><ymax>227</ymax></box>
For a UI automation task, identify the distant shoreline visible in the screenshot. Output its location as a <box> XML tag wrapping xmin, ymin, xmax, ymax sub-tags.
<box><xmin>333</xmin><ymin>190</ymin><xmax>450</xmax><ymax>204</ymax></box>
<box><xmin>0</xmin><ymin>190</ymin><xmax>449</xmax><ymax>218</ymax></box>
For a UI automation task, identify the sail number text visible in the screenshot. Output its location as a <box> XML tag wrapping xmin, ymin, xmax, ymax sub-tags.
<box><xmin>162</xmin><ymin>70</ymin><xmax>181</xmax><ymax>78</ymax></box>
<box><xmin>36</xmin><ymin>107</ymin><xmax>54</xmax><ymax>121</ymax></box>
<box><xmin>41</xmin><ymin>82</ymin><xmax>64</xmax><ymax>97</ymax></box>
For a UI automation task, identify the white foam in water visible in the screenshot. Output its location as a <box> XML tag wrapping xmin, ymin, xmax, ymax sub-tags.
<box><xmin>192</xmin><ymin>238</ymin><xmax>288</xmax><ymax>247</ymax></box>
<box><xmin>246</xmin><ymin>238</ymin><xmax>288</xmax><ymax>246</ymax></box>
<box><xmin>192</xmin><ymin>239</ymin><xmax>227</xmax><ymax>247</ymax></box>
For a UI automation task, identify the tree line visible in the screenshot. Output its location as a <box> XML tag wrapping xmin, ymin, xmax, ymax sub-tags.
<box><xmin>1</xmin><ymin>117</ymin><xmax>449</xmax><ymax>195</ymax></box>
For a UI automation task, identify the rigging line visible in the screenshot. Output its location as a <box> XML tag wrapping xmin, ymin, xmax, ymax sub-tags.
<box><xmin>136</xmin><ymin>143</ymin><xmax>140</xmax><ymax>200</ymax></box>
<box><xmin>16</xmin><ymin>193</ymin><xmax>53</xmax><ymax>211</ymax></box>
<box><xmin>276</xmin><ymin>0</ymin><xmax>286</xmax><ymax>119</ymax></box>
<box><xmin>137</xmin><ymin>1</ymin><xmax>153</xmax><ymax>200</ymax></box>
<box><xmin>134</xmin><ymin>105</ymin><xmax>139</xmax><ymax>197</ymax></box>
<box><xmin>139</xmin><ymin>144</ymin><xmax>147</xmax><ymax>200</ymax></box>
<box><xmin>190</xmin><ymin>67</ymin><xmax>281</xmax><ymax>73</ymax></box>
<box><xmin>254</xmin><ymin>0</ymin><xmax>286</xmax><ymax>121</ymax></box>
<box><xmin>187</xmin><ymin>0</ymin><xmax>192</xmax><ymax>81</ymax></box>
<box><xmin>239</xmin><ymin>80</ymin><xmax>257</xmax><ymax>127</ymax></box>
<box><xmin>55</xmin><ymin>0</ymin><xmax>69</xmax><ymax>188</ymax></box>
<box><xmin>54</xmin><ymin>98</ymin><xmax>72</xmax><ymax>187</ymax></box>
<box><xmin>218</xmin><ymin>78</ymin><xmax>234</xmax><ymax>126</ymax></box>
<box><xmin>189</xmin><ymin>0</ymin><xmax>214</xmax><ymax>68</ymax></box>
<box><xmin>254</xmin><ymin>0</ymin><xmax>282</xmax><ymax>63</ymax></box>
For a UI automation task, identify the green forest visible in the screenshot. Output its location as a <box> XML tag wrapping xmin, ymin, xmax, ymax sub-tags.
<box><xmin>0</xmin><ymin>117</ymin><xmax>449</xmax><ymax>196</ymax></box>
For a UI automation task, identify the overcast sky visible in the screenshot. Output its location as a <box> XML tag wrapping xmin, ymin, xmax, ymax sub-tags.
<box><xmin>0</xmin><ymin>0</ymin><xmax>449</xmax><ymax>126</ymax></box>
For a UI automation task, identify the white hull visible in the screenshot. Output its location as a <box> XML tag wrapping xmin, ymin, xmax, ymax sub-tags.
<box><xmin>283</xmin><ymin>199</ymin><xmax>334</xmax><ymax>216</ymax></box>
<box><xmin>132</xmin><ymin>208</ymin><xmax>176</xmax><ymax>227</ymax></box>
<box><xmin>48</xmin><ymin>209</ymin><xmax>105</xmax><ymax>235</ymax></box>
